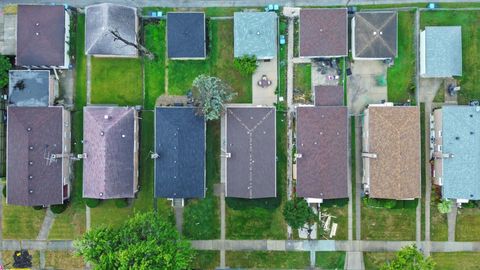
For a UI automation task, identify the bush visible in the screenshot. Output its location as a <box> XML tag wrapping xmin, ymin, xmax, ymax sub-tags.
<box><xmin>114</xmin><ymin>198</ymin><xmax>128</xmax><ymax>208</ymax></box>
<box><xmin>321</xmin><ymin>198</ymin><xmax>349</xmax><ymax>208</ymax></box>
<box><xmin>363</xmin><ymin>197</ymin><xmax>397</xmax><ymax>209</ymax></box>
<box><xmin>50</xmin><ymin>204</ymin><xmax>67</xmax><ymax>214</ymax></box>
<box><xmin>33</xmin><ymin>205</ymin><xmax>44</xmax><ymax>210</ymax></box>
<box><xmin>85</xmin><ymin>198</ymin><xmax>101</xmax><ymax>208</ymax></box>
<box><xmin>2</xmin><ymin>184</ymin><xmax>6</xmax><ymax>198</ymax></box>
<box><xmin>384</xmin><ymin>200</ymin><xmax>397</xmax><ymax>209</ymax></box>
<box><xmin>233</xmin><ymin>55</ymin><xmax>257</xmax><ymax>75</ymax></box>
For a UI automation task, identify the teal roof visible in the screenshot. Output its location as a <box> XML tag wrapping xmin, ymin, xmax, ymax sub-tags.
<box><xmin>442</xmin><ymin>106</ymin><xmax>480</xmax><ymax>200</ymax></box>
<box><xmin>234</xmin><ymin>12</ymin><xmax>277</xmax><ymax>59</ymax></box>
<box><xmin>424</xmin><ymin>26</ymin><xmax>462</xmax><ymax>77</ymax></box>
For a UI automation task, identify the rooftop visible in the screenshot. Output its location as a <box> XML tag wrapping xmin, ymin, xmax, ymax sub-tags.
<box><xmin>85</xmin><ymin>3</ymin><xmax>138</xmax><ymax>56</ymax></box>
<box><xmin>296</xmin><ymin>106</ymin><xmax>348</xmax><ymax>199</ymax></box>
<box><xmin>16</xmin><ymin>5</ymin><xmax>66</xmax><ymax>67</ymax></box>
<box><xmin>167</xmin><ymin>12</ymin><xmax>206</xmax><ymax>59</ymax></box>
<box><xmin>299</xmin><ymin>8</ymin><xmax>348</xmax><ymax>57</ymax></box>
<box><xmin>7</xmin><ymin>106</ymin><xmax>64</xmax><ymax>206</ymax></box>
<box><xmin>234</xmin><ymin>12</ymin><xmax>277</xmax><ymax>59</ymax></box>
<box><xmin>441</xmin><ymin>106</ymin><xmax>480</xmax><ymax>200</ymax></box>
<box><xmin>353</xmin><ymin>11</ymin><xmax>398</xmax><ymax>59</ymax></box>
<box><xmin>225</xmin><ymin>106</ymin><xmax>276</xmax><ymax>199</ymax></box>
<box><xmin>155</xmin><ymin>107</ymin><xmax>205</xmax><ymax>198</ymax></box>
<box><xmin>422</xmin><ymin>26</ymin><xmax>462</xmax><ymax>77</ymax></box>
<box><xmin>314</xmin><ymin>85</ymin><xmax>344</xmax><ymax>106</ymax></box>
<box><xmin>9</xmin><ymin>70</ymin><xmax>50</xmax><ymax>107</ymax></box>
<box><xmin>83</xmin><ymin>106</ymin><xmax>137</xmax><ymax>199</ymax></box>
<box><xmin>365</xmin><ymin>105</ymin><xmax>421</xmax><ymax>199</ymax></box>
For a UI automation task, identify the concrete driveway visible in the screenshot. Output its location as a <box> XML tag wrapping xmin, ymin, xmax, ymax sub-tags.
<box><xmin>347</xmin><ymin>60</ymin><xmax>388</xmax><ymax>114</ymax></box>
<box><xmin>419</xmin><ymin>78</ymin><xmax>443</xmax><ymax>104</ymax></box>
<box><xmin>252</xmin><ymin>58</ymin><xmax>277</xmax><ymax>106</ymax></box>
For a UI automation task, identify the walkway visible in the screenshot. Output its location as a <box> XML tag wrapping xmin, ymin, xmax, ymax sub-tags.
<box><xmin>448</xmin><ymin>203</ymin><xmax>458</xmax><ymax>242</ymax></box>
<box><xmin>355</xmin><ymin>117</ymin><xmax>362</xmax><ymax>241</ymax></box>
<box><xmin>86</xmin><ymin>55</ymin><xmax>91</xmax><ymax>105</ymax></box>
<box><xmin>286</xmin><ymin>17</ymin><xmax>294</xmax><ymax>238</ymax></box>
<box><xmin>37</xmin><ymin>208</ymin><xmax>56</xmax><ymax>269</ymax></box>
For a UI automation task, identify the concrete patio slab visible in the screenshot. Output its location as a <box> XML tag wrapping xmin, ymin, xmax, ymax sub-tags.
<box><xmin>252</xmin><ymin>58</ymin><xmax>277</xmax><ymax>106</ymax></box>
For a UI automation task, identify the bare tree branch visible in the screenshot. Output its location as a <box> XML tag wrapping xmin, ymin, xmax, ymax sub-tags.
<box><xmin>109</xmin><ymin>29</ymin><xmax>154</xmax><ymax>60</ymax></box>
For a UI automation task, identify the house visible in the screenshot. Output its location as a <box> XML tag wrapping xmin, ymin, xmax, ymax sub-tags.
<box><xmin>314</xmin><ymin>85</ymin><xmax>344</xmax><ymax>106</ymax></box>
<box><xmin>362</xmin><ymin>104</ymin><xmax>420</xmax><ymax>200</ymax></box>
<box><xmin>222</xmin><ymin>106</ymin><xmax>276</xmax><ymax>198</ymax></box>
<box><xmin>8</xmin><ymin>70</ymin><xmax>56</xmax><ymax>107</ymax></box>
<box><xmin>82</xmin><ymin>106</ymin><xmax>139</xmax><ymax>199</ymax></box>
<box><xmin>299</xmin><ymin>8</ymin><xmax>348</xmax><ymax>58</ymax></box>
<box><xmin>154</xmin><ymin>107</ymin><xmax>206</xmax><ymax>199</ymax></box>
<box><xmin>296</xmin><ymin>106</ymin><xmax>348</xmax><ymax>202</ymax></box>
<box><xmin>420</xmin><ymin>26</ymin><xmax>462</xmax><ymax>78</ymax></box>
<box><xmin>6</xmin><ymin>106</ymin><xmax>71</xmax><ymax>206</ymax></box>
<box><xmin>352</xmin><ymin>11</ymin><xmax>398</xmax><ymax>60</ymax></box>
<box><xmin>85</xmin><ymin>3</ymin><xmax>138</xmax><ymax>57</ymax></box>
<box><xmin>16</xmin><ymin>5</ymin><xmax>70</xmax><ymax>68</ymax></box>
<box><xmin>432</xmin><ymin>106</ymin><xmax>480</xmax><ymax>203</ymax></box>
<box><xmin>234</xmin><ymin>12</ymin><xmax>277</xmax><ymax>60</ymax></box>
<box><xmin>167</xmin><ymin>12</ymin><xmax>206</xmax><ymax>59</ymax></box>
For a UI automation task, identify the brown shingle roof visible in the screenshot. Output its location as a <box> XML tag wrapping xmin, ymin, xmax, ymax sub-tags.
<box><xmin>315</xmin><ymin>85</ymin><xmax>344</xmax><ymax>106</ymax></box>
<box><xmin>364</xmin><ymin>106</ymin><xmax>421</xmax><ymax>199</ymax></box>
<box><xmin>16</xmin><ymin>5</ymin><xmax>66</xmax><ymax>67</ymax></box>
<box><xmin>299</xmin><ymin>8</ymin><xmax>348</xmax><ymax>57</ymax></box>
<box><xmin>296</xmin><ymin>106</ymin><xmax>348</xmax><ymax>199</ymax></box>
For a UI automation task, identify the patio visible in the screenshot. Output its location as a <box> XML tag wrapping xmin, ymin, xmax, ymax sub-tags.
<box><xmin>252</xmin><ymin>58</ymin><xmax>277</xmax><ymax>106</ymax></box>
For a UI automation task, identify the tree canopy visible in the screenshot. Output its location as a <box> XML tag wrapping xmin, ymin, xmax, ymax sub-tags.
<box><xmin>381</xmin><ymin>245</ymin><xmax>435</xmax><ymax>270</ymax></box>
<box><xmin>233</xmin><ymin>55</ymin><xmax>257</xmax><ymax>75</ymax></box>
<box><xmin>192</xmin><ymin>75</ymin><xmax>236</xmax><ymax>121</ymax></box>
<box><xmin>283</xmin><ymin>197</ymin><xmax>317</xmax><ymax>230</ymax></box>
<box><xmin>75</xmin><ymin>212</ymin><xmax>194</xmax><ymax>270</ymax></box>
<box><xmin>0</xmin><ymin>55</ymin><xmax>12</xmax><ymax>89</ymax></box>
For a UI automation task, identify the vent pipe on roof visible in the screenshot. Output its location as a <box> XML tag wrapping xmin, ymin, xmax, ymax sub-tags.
<box><xmin>104</xmin><ymin>115</ymin><xmax>110</xmax><ymax>120</ymax></box>
<box><xmin>362</xmin><ymin>152</ymin><xmax>377</xmax><ymax>159</ymax></box>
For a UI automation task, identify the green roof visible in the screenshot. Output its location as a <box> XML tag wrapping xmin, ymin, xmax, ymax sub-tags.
<box><xmin>234</xmin><ymin>12</ymin><xmax>277</xmax><ymax>59</ymax></box>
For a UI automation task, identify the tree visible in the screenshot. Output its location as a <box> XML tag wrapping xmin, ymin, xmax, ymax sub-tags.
<box><xmin>381</xmin><ymin>245</ymin><xmax>435</xmax><ymax>270</ymax></box>
<box><xmin>283</xmin><ymin>197</ymin><xmax>317</xmax><ymax>230</ymax></box>
<box><xmin>233</xmin><ymin>55</ymin><xmax>257</xmax><ymax>75</ymax></box>
<box><xmin>0</xmin><ymin>55</ymin><xmax>12</xmax><ymax>89</ymax></box>
<box><xmin>192</xmin><ymin>75</ymin><xmax>236</xmax><ymax>121</ymax></box>
<box><xmin>109</xmin><ymin>29</ymin><xmax>154</xmax><ymax>60</ymax></box>
<box><xmin>437</xmin><ymin>199</ymin><xmax>453</xmax><ymax>214</ymax></box>
<box><xmin>75</xmin><ymin>212</ymin><xmax>194</xmax><ymax>270</ymax></box>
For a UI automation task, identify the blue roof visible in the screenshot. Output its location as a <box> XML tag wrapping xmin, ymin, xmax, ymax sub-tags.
<box><xmin>9</xmin><ymin>70</ymin><xmax>50</xmax><ymax>107</ymax></box>
<box><xmin>234</xmin><ymin>12</ymin><xmax>277</xmax><ymax>59</ymax></box>
<box><xmin>154</xmin><ymin>107</ymin><xmax>205</xmax><ymax>198</ymax></box>
<box><xmin>423</xmin><ymin>26</ymin><xmax>462</xmax><ymax>77</ymax></box>
<box><xmin>441</xmin><ymin>106</ymin><xmax>480</xmax><ymax>200</ymax></box>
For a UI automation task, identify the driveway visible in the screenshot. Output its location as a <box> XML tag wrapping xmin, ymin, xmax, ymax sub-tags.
<box><xmin>348</xmin><ymin>60</ymin><xmax>388</xmax><ymax>114</ymax></box>
<box><xmin>419</xmin><ymin>78</ymin><xmax>443</xmax><ymax>104</ymax></box>
<box><xmin>252</xmin><ymin>58</ymin><xmax>277</xmax><ymax>106</ymax></box>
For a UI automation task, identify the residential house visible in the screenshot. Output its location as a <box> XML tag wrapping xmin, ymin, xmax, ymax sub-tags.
<box><xmin>8</xmin><ymin>70</ymin><xmax>57</xmax><ymax>107</ymax></box>
<box><xmin>167</xmin><ymin>12</ymin><xmax>206</xmax><ymax>59</ymax></box>
<box><xmin>234</xmin><ymin>12</ymin><xmax>277</xmax><ymax>60</ymax></box>
<box><xmin>82</xmin><ymin>106</ymin><xmax>139</xmax><ymax>199</ymax></box>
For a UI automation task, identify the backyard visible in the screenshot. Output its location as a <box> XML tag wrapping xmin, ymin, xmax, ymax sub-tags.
<box><xmin>293</xmin><ymin>63</ymin><xmax>312</xmax><ymax>103</ymax></box>
<box><xmin>144</xmin><ymin>21</ymin><xmax>166</xmax><ymax>109</ymax></box>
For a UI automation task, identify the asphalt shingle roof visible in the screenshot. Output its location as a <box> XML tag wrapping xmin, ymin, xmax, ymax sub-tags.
<box><xmin>9</xmin><ymin>70</ymin><xmax>50</xmax><ymax>107</ymax></box>
<box><xmin>154</xmin><ymin>107</ymin><xmax>205</xmax><ymax>198</ymax></box>
<box><xmin>422</xmin><ymin>26</ymin><xmax>462</xmax><ymax>77</ymax></box>
<box><xmin>234</xmin><ymin>12</ymin><xmax>277</xmax><ymax>59</ymax></box>
<box><xmin>314</xmin><ymin>85</ymin><xmax>344</xmax><ymax>106</ymax></box>
<box><xmin>167</xmin><ymin>12</ymin><xmax>206</xmax><ymax>59</ymax></box>
<box><xmin>354</xmin><ymin>11</ymin><xmax>398</xmax><ymax>59</ymax></box>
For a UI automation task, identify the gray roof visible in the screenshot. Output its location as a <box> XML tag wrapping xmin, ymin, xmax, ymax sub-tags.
<box><xmin>354</xmin><ymin>11</ymin><xmax>398</xmax><ymax>59</ymax></box>
<box><xmin>234</xmin><ymin>12</ymin><xmax>277</xmax><ymax>59</ymax></box>
<box><xmin>9</xmin><ymin>70</ymin><xmax>50</xmax><ymax>107</ymax></box>
<box><xmin>441</xmin><ymin>106</ymin><xmax>480</xmax><ymax>200</ymax></box>
<box><xmin>154</xmin><ymin>107</ymin><xmax>205</xmax><ymax>198</ymax></box>
<box><xmin>7</xmin><ymin>106</ymin><xmax>64</xmax><ymax>206</ymax></box>
<box><xmin>423</xmin><ymin>26</ymin><xmax>462</xmax><ymax>77</ymax></box>
<box><xmin>83</xmin><ymin>107</ymin><xmax>137</xmax><ymax>199</ymax></box>
<box><xmin>167</xmin><ymin>12</ymin><xmax>206</xmax><ymax>59</ymax></box>
<box><xmin>85</xmin><ymin>3</ymin><xmax>138</xmax><ymax>56</ymax></box>
<box><xmin>225</xmin><ymin>106</ymin><xmax>276</xmax><ymax>199</ymax></box>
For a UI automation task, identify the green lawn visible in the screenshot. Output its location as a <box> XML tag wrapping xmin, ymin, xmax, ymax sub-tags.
<box><xmin>430</xmin><ymin>188</ymin><xmax>448</xmax><ymax>241</ymax></box>
<box><xmin>144</xmin><ymin>21</ymin><xmax>166</xmax><ymax>109</ymax></box>
<box><xmin>420</xmin><ymin>103</ymin><xmax>426</xmax><ymax>240</ymax></box>
<box><xmin>293</xmin><ymin>63</ymin><xmax>312</xmax><ymax>103</ymax></box>
<box><xmin>361</xmin><ymin>200</ymin><xmax>417</xmax><ymax>240</ymax></box>
<box><xmin>2</xmin><ymin>200</ymin><xmax>45</xmax><ymax>239</ymax></box>
<box><xmin>456</xmin><ymin>207</ymin><xmax>480</xmax><ymax>241</ymax></box>
<box><xmin>387</xmin><ymin>11</ymin><xmax>416</xmax><ymax>103</ymax></box>
<box><xmin>363</xmin><ymin>252</ymin><xmax>395</xmax><ymax>270</ymax></box>
<box><xmin>421</xmin><ymin>10</ymin><xmax>480</xmax><ymax>105</ymax></box>
<box><xmin>45</xmin><ymin>251</ymin><xmax>85</xmax><ymax>269</ymax></box>
<box><xmin>226</xmin><ymin>112</ymin><xmax>287</xmax><ymax>239</ymax></box>
<box><xmin>183</xmin><ymin>121</ymin><xmax>220</xmax><ymax>240</ymax></box>
<box><xmin>319</xmin><ymin>199</ymin><xmax>349</xmax><ymax>240</ymax></box>
<box><xmin>191</xmin><ymin>251</ymin><xmax>219</xmax><ymax>270</ymax></box>
<box><xmin>168</xmin><ymin>20</ymin><xmax>252</xmax><ymax>102</ymax></box>
<box><xmin>90</xmin><ymin>57</ymin><xmax>143</xmax><ymax>106</ymax></box>
<box><xmin>278</xmin><ymin>18</ymin><xmax>288</xmax><ymax>100</ymax></box>
<box><xmin>226</xmin><ymin>251</ymin><xmax>310</xmax><ymax>269</ymax></box>
<box><xmin>351</xmin><ymin>117</ymin><xmax>356</xmax><ymax>239</ymax></box>
<box><xmin>315</xmin><ymin>252</ymin><xmax>346</xmax><ymax>269</ymax></box>
<box><xmin>432</xmin><ymin>252</ymin><xmax>480</xmax><ymax>270</ymax></box>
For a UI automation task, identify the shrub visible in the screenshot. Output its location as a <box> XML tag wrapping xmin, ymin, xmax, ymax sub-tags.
<box><xmin>233</xmin><ymin>55</ymin><xmax>257</xmax><ymax>75</ymax></box>
<box><xmin>384</xmin><ymin>200</ymin><xmax>397</xmax><ymax>209</ymax></box>
<box><xmin>33</xmin><ymin>205</ymin><xmax>44</xmax><ymax>210</ymax></box>
<box><xmin>85</xmin><ymin>198</ymin><xmax>101</xmax><ymax>208</ymax></box>
<box><xmin>114</xmin><ymin>198</ymin><xmax>128</xmax><ymax>208</ymax></box>
<box><xmin>2</xmin><ymin>184</ymin><xmax>6</xmax><ymax>198</ymax></box>
<box><xmin>50</xmin><ymin>204</ymin><xmax>68</xmax><ymax>214</ymax></box>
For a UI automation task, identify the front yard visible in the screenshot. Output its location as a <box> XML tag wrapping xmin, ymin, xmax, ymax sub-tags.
<box><xmin>431</xmin><ymin>252</ymin><xmax>480</xmax><ymax>270</ymax></box>
<box><xmin>226</xmin><ymin>251</ymin><xmax>310</xmax><ymax>269</ymax></box>
<box><xmin>455</xmin><ymin>207</ymin><xmax>480</xmax><ymax>241</ymax></box>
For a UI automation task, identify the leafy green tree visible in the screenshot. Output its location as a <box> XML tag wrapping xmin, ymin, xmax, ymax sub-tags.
<box><xmin>283</xmin><ymin>197</ymin><xmax>317</xmax><ymax>230</ymax></box>
<box><xmin>192</xmin><ymin>75</ymin><xmax>236</xmax><ymax>121</ymax></box>
<box><xmin>0</xmin><ymin>55</ymin><xmax>12</xmax><ymax>89</ymax></box>
<box><xmin>233</xmin><ymin>55</ymin><xmax>257</xmax><ymax>75</ymax></box>
<box><xmin>75</xmin><ymin>212</ymin><xmax>194</xmax><ymax>270</ymax></box>
<box><xmin>381</xmin><ymin>245</ymin><xmax>435</xmax><ymax>270</ymax></box>
<box><xmin>437</xmin><ymin>199</ymin><xmax>453</xmax><ymax>214</ymax></box>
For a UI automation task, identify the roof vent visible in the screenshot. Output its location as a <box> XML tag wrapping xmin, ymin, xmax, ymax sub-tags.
<box><xmin>471</xmin><ymin>131</ymin><xmax>474</xmax><ymax>135</ymax></box>
<box><xmin>29</xmin><ymin>189</ymin><xmax>33</xmax><ymax>194</ymax></box>
<box><xmin>455</xmin><ymin>136</ymin><xmax>460</xmax><ymax>140</ymax></box>
<box><xmin>99</xmin><ymin>192</ymin><xmax>103</xmax><ymax>197</ymax></box>
<box><xmin>122</xmin><ymin>134</ymin><xmax>126</xmax><ymax>138</ymax></box>
<box><xmin>27</xmin><ymin>127</ymin><xmax>32</xmax><ymax>132</ymax></box>
<box><xmin>29</xmin><ymin>161</ymin><xmax>33</xmax><ymax>166</ymax></box>
<box><xmin>29</xmin><ymin>146</ymin><xmax>34</xmax><ymax>150</ymax></box>
<box><xmin>35</xmin><ymin>32</ymin><xmax>39</xmax><ymax>36</ymax></box>
<box><xmin>256</xmin><ymin>31</ymin><xmax>260</xmax><ymax>35</ymax></box>
<box><xmin>373</xmin><ymin>31</ymin><xmax>377</xmax><ymax>35</ymax></box>
<box><xmin>35</xmin><ymin>22</ymin><xmax>40</xmax><ymax>26</ymax></box>
<box><xmin>104</xmin><ymin>115</ymin><xmax>110</xmax><ymax>120</ymax></box>
<box><xmin>336</xmin><ymin>132</ymin><xmax>340</xmax><ymax>135</ymax></box>
<box><xmin>28</xmin><ymin>175</ymin><xmax>33</xmax><ymax>180</ymax></box>
<box><xmin>380</xmin><ymin>31</ymin><xmax>383</xmax><ymax>35</ymax></box>
<box><xmin>100</xmin><ymin>131</ymin><xmax>104</xmax><ymax>136</ymax></box>
<box><xmin>470</xmin><ymin>114</ymin><xmax>473</xmax><ymax>118</ymax></box>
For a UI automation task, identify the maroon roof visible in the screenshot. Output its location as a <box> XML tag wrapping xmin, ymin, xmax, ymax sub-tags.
<box><xmin>315</xmin><ymin>85</ymin><xmax>344</xmax><ymax>106</ymax></box>
<box><xmin>16</xmin><ymin>5</ymin><xmax>66</xmax><ymax>67</ymax></box>
<box><xmin>296</xmin><ymin>106</ymin><xmax>348</xmax><ymax>199</ymax></box>
<box><xmin>299</xmin><ymin>8</ymin><xmax>348</xmax><ymax>57</ymax></box>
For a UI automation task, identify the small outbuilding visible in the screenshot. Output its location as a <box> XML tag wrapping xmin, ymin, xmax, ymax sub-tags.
<box><xmin>167</xmin><ymin>12</ymin><xmax>206</xmax><ymax>59</ymax></box>
<box><xmin>8</xmin><ymin>70</ymin><xmax>55</xmax><ymax>107</ymax></box>
<box><xmin>234</xmin><ymin>12</ymin><xmax>277</xmax><ymax>60</ymax></box>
